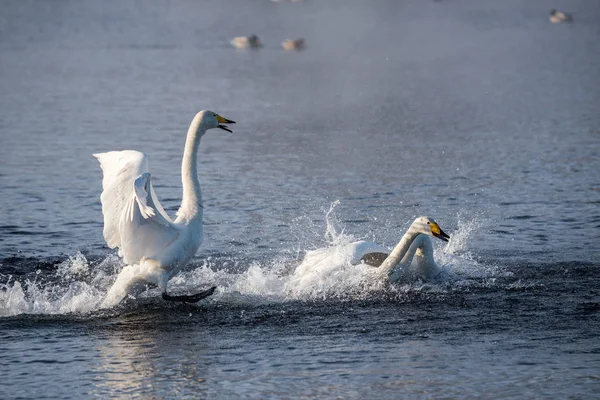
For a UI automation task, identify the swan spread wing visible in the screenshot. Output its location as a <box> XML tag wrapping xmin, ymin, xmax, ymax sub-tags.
<box><xmin>94</xmin><ymin>150</ymin><xmax>180</xmax><ymax>265</ymax></box>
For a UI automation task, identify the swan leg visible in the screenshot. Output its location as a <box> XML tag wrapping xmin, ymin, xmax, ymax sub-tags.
<box><xmin>161</xmin><ymin>286</ymin><xmax>217</xmax><ymax>303</ymax></box>
<box><xmin>102</xmin><ymin>265</ymin><xmax>150</xmax><ymax>308</ymax></box>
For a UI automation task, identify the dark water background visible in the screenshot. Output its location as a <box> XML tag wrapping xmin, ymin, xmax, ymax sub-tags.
<box><xmin>1</xmin><ymin>0</ymin><xmax>599</xmax><ymax>398</ymax></box>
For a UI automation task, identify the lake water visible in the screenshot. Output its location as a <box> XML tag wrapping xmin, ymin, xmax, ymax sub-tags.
<box><xmin>1</xmin><ymin>0</ymin><xmax>599</xmax><ymax>398</ymax></box>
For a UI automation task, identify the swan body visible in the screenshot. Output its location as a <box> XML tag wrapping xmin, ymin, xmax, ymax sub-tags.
<box><xmin>95</xmin><ymin>110</ymin><xmax>235</xmax><ymax>307</ymax></box>
<box><xmin>290</xmin><ymin>217</ymin><xmax>450</xmax><ymax>288</ymax></box>
<box><xmin>549</xmin><ymin>9</ymin><xmax>572</xmax><ymax>23</ymax></box>
<box><xmin>231</xmin><ymin>35</ymin><xmax>262</xmax><ymax>49</ymax></box>
<box><xmin>282</xmin><ymin>38</ymin><xmax>305</xmax><ymax>51</ymax></box>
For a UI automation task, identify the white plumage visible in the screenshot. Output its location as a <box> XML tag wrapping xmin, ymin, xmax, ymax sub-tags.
<box><xmin>288</xmin><ymin>216</ymin><xmax>451</xmax><ymax>290</ymax></box>
<box><xmin>94</xmin><ymin>151</ymin><xmax>179</xmax><ymax>266</ymax></box>
<box><xmin>231</xmin><ymin>35</ymin><xmax>262</xmax><ymax>49</ymax></box>
<box><xmin>94</xmin><ymin>110</ymin><xmax>235</xmax><ymax>307</ymax></box>
<box><xmin>282</xmin><ymin>38</ymin><xmax>305</xmax><ymax>51</ymax></box>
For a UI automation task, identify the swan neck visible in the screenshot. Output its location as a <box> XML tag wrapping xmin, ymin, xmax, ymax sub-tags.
<box><xmin>378</xmin><ymin>227</ymin><xmax>420</xmax><ymax>275</ymax></box>
<box><xmin>179</xmin><ymin>116</ymin><xmax>205</xmax><ymax>220</ymax></box>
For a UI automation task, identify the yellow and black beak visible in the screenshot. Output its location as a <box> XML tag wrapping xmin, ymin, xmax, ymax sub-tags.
<box><xmin>216</xmin><ymin>114</ymin><xmax>236</xmax><ymax>133</ymax></box>
<box><xmin>430</xmin><ymin>222</ymin><xmax>450</xmax><ymax>242</ymax></box>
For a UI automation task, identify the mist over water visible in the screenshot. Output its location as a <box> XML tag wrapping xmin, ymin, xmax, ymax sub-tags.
<box><xmin>1</xmin><ymin>0</ymin><xmax>599</xmax><ymax>398</ymax></box>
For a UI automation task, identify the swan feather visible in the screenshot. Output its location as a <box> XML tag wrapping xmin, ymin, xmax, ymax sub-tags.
<box><xmin>94</xmin><ymin>150</ymin><xmax>180</xmax><ymax>266</ymax></box>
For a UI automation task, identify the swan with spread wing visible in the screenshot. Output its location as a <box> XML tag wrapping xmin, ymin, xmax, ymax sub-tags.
<box><xmin>94</xmin><ymin>110</ymin><xmax>235</xmax><ymax>307</ymax></box>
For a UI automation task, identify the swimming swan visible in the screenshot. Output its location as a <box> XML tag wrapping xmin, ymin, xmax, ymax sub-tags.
<box><xmin>294</xmin><ymin>216</ymin><xmax>450</xmax><ymax>285</ymax></box>
<box><xmin>549</xmin><ymin>9</ymin><xmax>573</xmax><ymax>23</ymax></box>
<box><xmin>94</xmin><ymin>110</ymin><xmax>235</xmax><ymax>307</ymax></box>
<box><xmin>231</xmin><ymin>35</ymin><xmax>262</xmax><ymax>49</ymax></box>
<box><xmin>282</xmin><ymin>38</ymin><xmax>305</xmax><ymax>51</ymax></box>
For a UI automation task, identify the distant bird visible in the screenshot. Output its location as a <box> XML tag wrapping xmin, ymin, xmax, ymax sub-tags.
<box><xmin>282</xmin><ymin>38</ymin><xmax>305</xmax><ymax>51</ymax></box>
<box><xmin>95</xmin><ymin>110</ymin><xmax>236</xmax><ymax>307</ymax></box>
<box><xmin>231</xmin><ymin>35</ymin><xmax>262</xmax><ymax>49</ymax></box>
<box><xmin>549</xmin><ymin>9</ymin><xmax>573</xmax><ymax>23</ymax></box>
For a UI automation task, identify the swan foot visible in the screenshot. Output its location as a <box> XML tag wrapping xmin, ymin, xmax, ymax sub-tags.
<box><xmin>161</xmin><ymin>286</ymin><xmax>217</xmax><ymax>303</ymax></box>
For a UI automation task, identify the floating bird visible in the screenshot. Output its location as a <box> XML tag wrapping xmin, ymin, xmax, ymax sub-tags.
<box><xmin>293</xmin><ymin>217</ymin><xmax>450</xmax><ymax>285</ymax></box>
<box><xmin>231</xmin><ymin>35</ymin><xmax>262</xmax><ymax>49</ymax></box>
<box><xmin>282</xmin><ymin>38</ymin><xmax>305</xmax><ymax>51</ymax></box>
<box><xmin>95</xmin><ymin>110</ymin><xmax>235</xmax><ymax>307</ymax></box>
<box><xmin>549</xmin><ymin>9</ymin><xmax>573</xmax><ymax>23</ymax></box>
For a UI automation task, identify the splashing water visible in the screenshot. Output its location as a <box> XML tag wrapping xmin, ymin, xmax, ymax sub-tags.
<box><xmin>438</xmin><ymin>215</ymin><xmax>506</xmax><ymax>279</ymax></box>
<box><xmin>0</xmin><ymin>252</ymin><xmax>120</xmax><ymax>316</ymax></box>
<box><xmin>0</xmin><ymin>203</ymin><xmax>495</xmax><ymax>317</ymax></box>
<box><xmin>323</xmin><ymin>199</ymin><xmax>355</xmax><ymax>246</ymax></box>
<box><xmin>281</xmin><ymin>206</ymin><xmax>508</xmax><ymax>299</ymax></box>
<box><xmin>444</xmin><ymin>215</ymin><xmax>479</xmax><ymax>257</ymax></box>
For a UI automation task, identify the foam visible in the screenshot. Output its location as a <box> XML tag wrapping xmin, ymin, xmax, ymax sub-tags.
<box><xmin>0</xmin><ymin>252</ymin><xmax>114</xmax><ymax>317</ymax></box>
<box><xmin>0</xmin><ymin>203</ymin><xmax>497</xmax><ymax>316</ymax></box>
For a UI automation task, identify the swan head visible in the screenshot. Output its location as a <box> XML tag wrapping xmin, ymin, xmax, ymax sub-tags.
<box><xmin>411</xmin><ymin>216</ymin><xmax>450</xmax><ymax>242</ymax></box>
<box><xmin>247</xmin><ymin>35</ymin><xmax>262</xmax><ymax>47</ymax></box>
<box><xmin>196</xmin><ymin>110</ymin><xmax>236</xmax><ymax>133</ymax></box>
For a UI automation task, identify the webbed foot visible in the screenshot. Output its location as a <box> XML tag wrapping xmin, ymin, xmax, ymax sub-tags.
<box><xmin>162</xmin><ymin>286</ymin><xmax>217</xmax><ymax>303</ymax></box>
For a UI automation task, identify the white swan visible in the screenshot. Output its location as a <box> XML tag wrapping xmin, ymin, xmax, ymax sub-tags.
<box><xmin>549</xmin><ymin>9</ymin><xmax>573</xmax><ymax>23</ymax></box>
<box><xmin>231</xmin><ymin>35</ymin><xmax>262</xmax><ymax>49</ymax></box>
<box><xmin>282</xmin><ymin>38</ymin><xmax>305</xmax><ymax>51</ymax></box>
<box><xmin>291</xmin><ymin>216</ymin><xmax>450</xmax><ymax>287</ymax></box>
<box><xmin>94</xmin><ymin>110</ymin><xmax>235</xmax><ymax>307</ymax></box>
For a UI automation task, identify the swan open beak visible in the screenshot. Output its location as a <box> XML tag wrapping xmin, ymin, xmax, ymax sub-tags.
<box><xmin>216</xmin><ymin>114</ymin><xmax>235</xmax><ymax>133</ymax></box>
<box><xmin>430</xmin><ymin>222</ymin><xmax>450</xmax><ymax>242</ymax></box>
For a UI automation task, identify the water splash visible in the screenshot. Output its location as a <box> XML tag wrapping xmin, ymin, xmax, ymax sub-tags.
<box><xmin>0</xmin><ymin>204</ymin><xmax>504</xmax><ymax>317</ymax></box>
<box><xmin>323</xmin><ymin>199</ymin><xmax>354</xmax><ymax>246</ymax></box>
<box><xmin>56</xmin><ymin>251</ymin><xmax>93</xmax><ymax>281</ymax></box>
<box><xmin>438</xmin><ymin>216</ymin><xmax>505</xmax><ymax>279</ymax></box>
<box><xmin>444</xmin><ymin>215</ymin><xmax>479</xmax><ymax>257</ymax></box>
<box><xmin>0</xmin><ymin>252</ymin><xmax>118</xmax><ymax>317</ymax></box>
<box><xmin>171</xmin><ymin>258</ymin><xmax>288</xmax><ymax>305</ymax></box>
